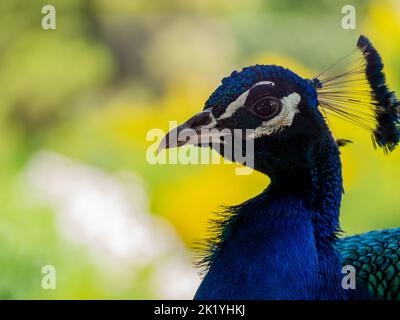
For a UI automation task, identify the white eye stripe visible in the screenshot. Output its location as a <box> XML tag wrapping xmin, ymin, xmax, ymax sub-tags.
<box><xmin>217</xmin><ymin>81</ymin><xmax>275</xmax><ymax>120</ymax></box>
<box><xmin>253</xmin><ymin>81</ymin><xmax>275</xmax><ymax>87</ymax></box>
<box><xmin>218</xmin><ymin>90</ymin><xmax>249</xmax><ymax>120</ymax></box>
<box><xmin>250</xmin><ymin>92</ymin><xmax>301</xmax><ymax>138</ymax></box>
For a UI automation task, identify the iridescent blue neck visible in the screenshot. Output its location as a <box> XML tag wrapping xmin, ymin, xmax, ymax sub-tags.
<box><xmin>195</xmin><ymin>131</ymin><xmax>346</xmax><ymax>299</ymax></box>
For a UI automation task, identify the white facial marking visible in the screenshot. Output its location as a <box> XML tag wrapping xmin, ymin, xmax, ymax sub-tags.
<box><xmin>217</xmin><ymin>81</ymin><xmax>275</xmax><ymax>120</ymax></box>
<box><xmin>253</xmin><ymin>81</ymin><xmax>275</xmax><ymax>87</ymax></box>
<box><xmin>250</xmin><ymin>92</ymin><xmax>301</xmax><ymax>138</ymax></box>
<box><xmin>218</xmin><ymin>90</ymin><xmax>249</xmax><ymax>120</ymax></box>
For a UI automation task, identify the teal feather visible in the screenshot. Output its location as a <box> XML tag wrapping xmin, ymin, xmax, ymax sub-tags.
<box><xmin>335</xmin><ymin>228</ymin><xmax>400</xmax><ymax>300</ymax></box>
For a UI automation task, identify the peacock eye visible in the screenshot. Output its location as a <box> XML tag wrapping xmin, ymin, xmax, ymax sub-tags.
<box><xmin>251</xmin><ymin>96</ymin><xmax>281</xmax><ymax>119</ymax></box>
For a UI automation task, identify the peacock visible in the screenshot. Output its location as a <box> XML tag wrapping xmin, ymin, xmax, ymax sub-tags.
<box><xmin>158</xmin><ymin>35</ymin><xmax>400</xmax><ymax>300</ymax></box>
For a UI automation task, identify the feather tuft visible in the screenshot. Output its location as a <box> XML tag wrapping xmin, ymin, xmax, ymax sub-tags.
<box><xmin>192</xmin><ymin>204</ymin><xmax>242</xmax><ymax>276</ymax></box>
<box><xmin>314</xmin><ymin>35</ymin><xmax>400</xmax><ymax>153</ymax></box>
<box><xmin>356</xmin><ymin>35</ymin><xmax>400</xmax><ymax>152</ymax></box>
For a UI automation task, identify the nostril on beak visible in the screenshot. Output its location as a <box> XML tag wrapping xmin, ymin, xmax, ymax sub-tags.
<box><xmin>186</xmin><ymin>110</ymin><xmax>213</xmax><ymax>129</ymax></box>
<box><xmin>158</xmin><ymin>109</ymin><xmax>215</xmax><ymax>152</ymax></box>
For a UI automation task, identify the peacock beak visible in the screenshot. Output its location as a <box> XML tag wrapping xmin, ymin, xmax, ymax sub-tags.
<box><xmin>158</xmin><ymin>109</ymin><xmax>220</xmax><ymax>152</ymax></box>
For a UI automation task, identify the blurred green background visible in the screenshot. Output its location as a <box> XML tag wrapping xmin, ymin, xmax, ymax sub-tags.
<box><xmin>0</xmin><ymin>0</ymin><xmax>399</xmax><ymax>299</ymax></box>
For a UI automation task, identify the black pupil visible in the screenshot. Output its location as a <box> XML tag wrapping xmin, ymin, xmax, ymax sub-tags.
<box><xmin>253</xmin><ymin>97</ymin><xmax>280</xmax><ymax>118</ymax></box>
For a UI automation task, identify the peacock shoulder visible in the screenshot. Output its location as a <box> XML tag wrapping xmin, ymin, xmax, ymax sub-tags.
<box><xmin>335</xmin><ymin>228</ymin><xmax>400</xmax><ymax>300</ymax></box>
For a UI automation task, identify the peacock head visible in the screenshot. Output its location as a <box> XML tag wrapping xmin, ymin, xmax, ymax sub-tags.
<box><xmin>160</xmin><ymin>65</ymin><xmax>325</xmax><ymax>175</ymax></box>
<box><xmin>159</xmin><ymin>36</ymin><xmax>400</xmax><ymax>177</ymax></box>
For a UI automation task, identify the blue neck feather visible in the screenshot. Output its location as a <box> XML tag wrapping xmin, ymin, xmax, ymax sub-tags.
<box><xmin>195</xmin><ymin>132</ymin><xmax>347</xmax><ymax>300</ymax></box>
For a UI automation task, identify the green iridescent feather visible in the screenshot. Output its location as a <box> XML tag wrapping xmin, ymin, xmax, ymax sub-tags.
<box><xmin>335</xmin><ymin>228</ymin><xmax>400</xmax><ymax>300</ymax></box>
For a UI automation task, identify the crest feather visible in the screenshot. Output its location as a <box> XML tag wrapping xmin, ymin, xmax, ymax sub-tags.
<box><xmin>313</xmin><ymin>35</ymin><xmax>400</xmax><ymax>153</ymax></box>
